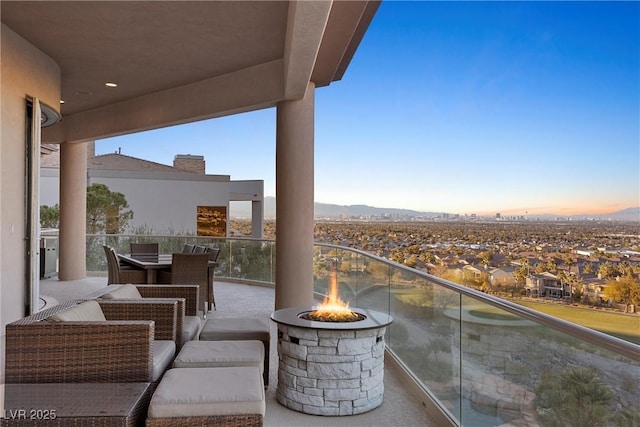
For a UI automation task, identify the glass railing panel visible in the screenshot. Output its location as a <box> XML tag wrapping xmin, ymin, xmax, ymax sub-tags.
<box><xmin>387</xmin><ymin>265</ymin><xmax>462</xmax><ymax>422</ymax></box>
<box><xmin>457</xmin><ymin>295</ymin><xmax>537</xmax><ymax>426</ymax></box>
<box><xmin>334</xmin><ymin>248</ymin><xmax>359</xmax><ymax>305</ymax></box>
<box><xmin>85</xmin><ymin>235</ymin><xmax>275</xmax><ymax>284</ymax></box>
<box><xmin>344</xmin><ymin>249</ymin><xmax>368</xmax><ymax>306</ymax></box>
<box><xmin>312</xmin><ymin>245</ymin><xmax>328</xmax><ymax>298</ymax></box>
<box><xmin>354</xmin><ymin>255</ymin><xmax>390</xmax><ymax>315</ymax></box>
<box><xmin>458</xmin><ymin>294</ymin><xmax>640</xmax><ymax>427</ymax></box>
<box><xmin>86</xmin><ymin>235</ymin><xmax>105</xmax><ymax>272</ymax></box>
<box><xmin>313</xmin><ymin>245</ymin><xmax>390</xmax><ymax>313</ymax></box>
<box><xmin>226</xmin><ymin>239</ymin><xmax>274</xmax><ymax>282</ymax></box>
<box><xmin>312</xmin><ymin>247</ymin><xmax>352</xmax><ymax>304</ymax></box>
<box><xmin>313</xmin><ymin>245</ymin><xmax>340</xmax><ymax>301</ymax></box>
<box><xmin>347</xmin><ymin>251</ymin><xmax>383</xmax><ymax>311</ymax></box>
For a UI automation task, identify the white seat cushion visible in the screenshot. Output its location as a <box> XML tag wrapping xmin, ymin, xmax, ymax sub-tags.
<box><xmin>148</xmin><ymin>367</ymin><xmax>265</xmax><ymax>418</ymax></box>
<box><xmin>199</xmin><ymin>318</ymin><xmax>270</xmax><ymax>341</ymax></box>
<box><xmin>173</xmin><ymin>340</ymin><xmax>263</xmax><ymax>374</ymax></box>
<box><xmin>182</xmin><ymin>315</ymin><xmax>201</xmax><ymax>345</ymax></box>
<box><xmin>47</xmin><ymin>300</ymin><xmax>106</xmax><ymax>322</ymax></box>
<box><xmin>100</xmin><ymin>284</ymin><xmax>143</xmax><ymax>299</ymax></box>
<box><xmin>153</xmin><ymin>340</ymin><xmax>176</xmax><ymax>381</ymax></box>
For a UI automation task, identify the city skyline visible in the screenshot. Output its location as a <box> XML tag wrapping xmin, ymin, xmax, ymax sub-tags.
<box><xmin>96</xmin><ymin>1</ymin><xmax>639</xmax><ymax>216</ymax></box>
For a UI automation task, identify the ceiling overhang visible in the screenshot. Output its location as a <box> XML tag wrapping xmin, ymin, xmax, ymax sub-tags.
<box><xmin>1</xmin><ymin>0</ymin><xmax>380</xmax><ymax>144</ymax></box>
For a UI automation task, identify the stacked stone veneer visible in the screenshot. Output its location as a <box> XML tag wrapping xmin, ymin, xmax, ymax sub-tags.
<box><xmin>276</xmin><ymin>324</ymin><xmax>386</xmax><ymax>416</ymax></box>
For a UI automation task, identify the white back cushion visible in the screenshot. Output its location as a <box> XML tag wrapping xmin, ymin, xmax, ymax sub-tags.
<box><xmin>101</xmin><ymin>284</ymin><xmax>143</xmax><ymax>299</ymax></box>
<box><xmin>48</xmin><ymin>300</ymin><xmax>106</xmax><ymax>322</ymax></box>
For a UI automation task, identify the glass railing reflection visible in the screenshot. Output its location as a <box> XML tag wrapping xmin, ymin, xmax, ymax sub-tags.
<box><xmin>314</xmin><ymin>243</ymin><xmax>640</xmax><ymax>427</ymax></box>
<box><xmin>84</xmin><ymin>235</ymin><xmax>640</xmax><ymax>426</ymax></box>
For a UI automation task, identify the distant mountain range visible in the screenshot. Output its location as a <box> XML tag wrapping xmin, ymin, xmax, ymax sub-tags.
<box><xmin>230</xmin><ymin>197</ymin><xmax>640</xmax><ymax>222</ymax></box>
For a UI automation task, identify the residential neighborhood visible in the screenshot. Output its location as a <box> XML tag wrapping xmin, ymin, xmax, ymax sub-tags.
<box><xmin>233</xmin><ymin>219</ymin><xmax>640</xmax><ymax>310</ymax></box>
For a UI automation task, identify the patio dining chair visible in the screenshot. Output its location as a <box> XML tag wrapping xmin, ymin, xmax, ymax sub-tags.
<box><xmin>103</xmin><ymin>245</ymin><xmax>146</xmax><ymax>285</ymax></box>
<box><xmin>130</xmin><ymin>242</ymin><xmax>159</xmax><ymax>262</ymax></box>
<box><xmin>192</xmin><ymin>245</ymin><xmax>206</xmax><ymax>254</ymax></box>
<box><xmin>205</xmin><ymin>247</ymin><xmax>221</xmax><ymax>262</ymax></box>
<box><xmin>182</xmin><ymin>244</ymin><xmax>195</xmax><ymax>253</ymax></box>
<box><xmin>158</xmin><ymin>253</ymin><xmax>212</xmax><ymax>314</ymax></box>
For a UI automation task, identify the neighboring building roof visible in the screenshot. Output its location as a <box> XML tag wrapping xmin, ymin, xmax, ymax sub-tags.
<box><xmin>89</xmin><ymin>153</ymin><xmax>183</xmax><ymax>173</ymax></box>
<box><xmin>42</xmin><ymin>148</ymin><xmax>200</xmax><ymax>175</ymax></box>
<box><xmin>41</xmin><ymin>144</ymin><xmax>58</xmax><ymax>156</ymax></box>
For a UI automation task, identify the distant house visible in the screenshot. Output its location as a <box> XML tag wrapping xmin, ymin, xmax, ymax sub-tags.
<box><xmin>580</xmin><ymin>277</ymin><xmax>609</xmax><ymax>305</ymax></box>
<box><xmin>574</xmin><ymin>248</ymin><xmax>595</xmax><ymax>257</ymax></box>
<box><xmin>489</xmin><ymin>266</ymin><xmax>517</xmax><ymax>287</ymax></box>
<box><xmin>40</xmin><ymin>143</ymin><xmax>264</xmax><ymax>237</ymax></box>
<box><xmin>462</xmin><ymin>264</ymin><xmax>486</xmax><ymax>278</ymax></box>
<box><xmin>525</xmin><ymin>272</ymin><xmax>568</xmax><ymax>298</ymax></box>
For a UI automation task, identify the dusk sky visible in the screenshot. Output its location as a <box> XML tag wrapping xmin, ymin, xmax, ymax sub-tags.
<box><xmin>97</xmin><ymin>1</ymin><xmax>639</xmax><ymax>217</ymax></box>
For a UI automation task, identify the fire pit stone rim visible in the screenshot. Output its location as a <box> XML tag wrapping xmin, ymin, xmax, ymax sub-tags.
<box><xmin>271</xmin><ymin>306</ymin><xmax>393</xmax><ymax>330</ymax></box>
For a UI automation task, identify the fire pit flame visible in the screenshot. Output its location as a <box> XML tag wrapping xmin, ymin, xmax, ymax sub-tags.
<box><xmin>301</xmin><ymin>263</ymin><xmax>365</xmax><ymax>322</ymax></box>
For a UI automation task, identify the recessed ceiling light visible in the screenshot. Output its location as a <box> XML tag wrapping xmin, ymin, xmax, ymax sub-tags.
<box><xmin>60</xmin><ymin>100</ymin><xmax>65</xmax><ymax>104</ymax></box>
<box><xmin>105</xmin><ymin>82</ymin><xmax>118</xmax><ymax>88</ymax></box>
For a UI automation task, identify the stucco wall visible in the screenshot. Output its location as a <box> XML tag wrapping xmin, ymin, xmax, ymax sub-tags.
<box><xmin>1</xmin><ymin>24</ymin><xmax>60</xmax><ymax>330</ymax></box>
<box><xmin>42</xmin><ymin>169</ymin><xmax>264</xmax><ymax>236</ymax></box>
<box><xmin>87</xmin><ymin>171</ymin><xmax>231</xmax><ymax>234</ymax></box>
<box><xmin>40</xmin><ymin>168</ymin><xmax>61</xmax><ymax>207</ymax></box>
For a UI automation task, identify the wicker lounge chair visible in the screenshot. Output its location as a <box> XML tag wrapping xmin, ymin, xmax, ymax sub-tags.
<box><xmin>4</xmin><ymin>299</ymin><xmax>176</xmax><ymax>385</ymax></box>
<box><xmin>99</xmin><ymin>284</ymin><xmax>201</xmax><ymax>348</ymax></box>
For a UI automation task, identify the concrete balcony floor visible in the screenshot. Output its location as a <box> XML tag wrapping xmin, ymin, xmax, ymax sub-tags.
<box><xmin>39</xmin><ymin>276</ymin><xmax>438</xmax><ymax>427</ymax></box>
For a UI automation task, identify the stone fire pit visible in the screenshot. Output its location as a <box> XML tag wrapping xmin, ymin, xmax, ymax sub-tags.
<box><xmin>271</xmin><ymin>307</ymin><xmax>393</xmax><ymax>416</ymax></box>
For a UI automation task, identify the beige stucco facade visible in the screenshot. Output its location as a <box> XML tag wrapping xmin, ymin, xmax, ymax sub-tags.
<box><xmin>41</xmin><ymin>154</ymin><xmax>264</xmax><ymax>237</ymax></box>
<box><xmin>1</xmin><ymin>24</ymin><xmax>61</xmax><ymax>324</ymax></box>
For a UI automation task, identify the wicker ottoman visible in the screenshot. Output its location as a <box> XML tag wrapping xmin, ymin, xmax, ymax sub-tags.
<box><xmin>146</xmin><ymin>367</ymin><xmax>265</xmax><ymax>427</ymax></box>
<box><xmin>173</xmin><ymin>340</ymin><xmax>264</xmax><ymax>377</ymax></box>
<box><xmin>199</xmin><ymin>318</ymin><xmax>270</xmax><ymax>386</ymax></box>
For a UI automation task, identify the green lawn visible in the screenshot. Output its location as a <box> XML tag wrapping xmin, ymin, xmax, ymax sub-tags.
<box><xmin>387</xmin><ymin>285</ymin><xmax>640</xmax><ymax>345</ymax></box>
<box><xmin>513</xmin><ymin>300</ymin><xmax>640</xmax><ymax>345</ymax></box>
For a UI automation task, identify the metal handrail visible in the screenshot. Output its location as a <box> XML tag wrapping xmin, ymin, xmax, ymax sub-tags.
<box><xmin>315</xmin><ymin>242</ymin><xmax>640</xmax><ymax>363</ymax></box>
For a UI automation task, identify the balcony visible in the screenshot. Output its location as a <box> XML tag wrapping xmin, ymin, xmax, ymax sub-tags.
<box><xmin>27</xmin><ymin>235</ymin><xmax>640</xmax><ymax>426</ymax></box>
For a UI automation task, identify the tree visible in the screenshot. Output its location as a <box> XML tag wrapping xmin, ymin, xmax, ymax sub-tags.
<box><xmin>598</xmin><ymin>262</ymin><xmax>619</xmax><ymax>279</ymax></box>
<box><xmin>535</xmin><ymin>367</ymin><xmax>613</xmax><ymax>427</ymax></box>
<box><xmin>572</xmin><ymin>287</ymin><xmax>583</xmax><ymax>303</ymax></box>
<box><xmin>514</xmin><ymin>265</ymin><xmax>528</xmax><ymax>285</ymax></box>
<box><xmin>534</xmin><ymin>262</ymin><xmax>547</xmax><ymax>274</ymax></box>
<box><xmin>40</xmin><ymin>204</ymin><xmax>60</xmax><ymax>228</ymax></box>
<box><xmin>404</xmin><ymin>254</ymin><xmax>418</xmax><ymax>269</ymax></box>
<box><xmin>478</xmin><ymin>250</ymin><xmax>493</xmax><ymax>267</ymax></box>
<box><xmin>86</xmin><ymin>183</ymin><xmax>133</xmax><ymax>234</ymax></box>
<box><xmin>389</xmin><ymin>250</ymin><xmax>404</xmax><ymax>264</ymax></box>
<box><xmin>603</xmin><ymin>275</ymin><xmax>640</xmax><ymax>306</ymax></box>
<box><xmin>583</xmin><ymin>263</ymin><xmax>594</xmax><ymax>274</ymax></box>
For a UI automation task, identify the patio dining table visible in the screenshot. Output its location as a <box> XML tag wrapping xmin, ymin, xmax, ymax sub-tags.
<box><xmin>118</xmin><ymin>253</ymin><xmax>217</xmax><ymax>309</ymax></box>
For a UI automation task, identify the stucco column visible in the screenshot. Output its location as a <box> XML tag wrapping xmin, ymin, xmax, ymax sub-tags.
<box><xmin>251</xmin><ymin>200</ymin><xmax>264</xmax><ymax>239</ymax></box>
<box><xmin>275</xmin><ymin>82</ymin><xmax>315</xmax><ymax>309</ymax></box>
<box><xmin>58</xmin><ymin>141</ymin><xmax>87</xmax><ymax>280</ymax></box>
